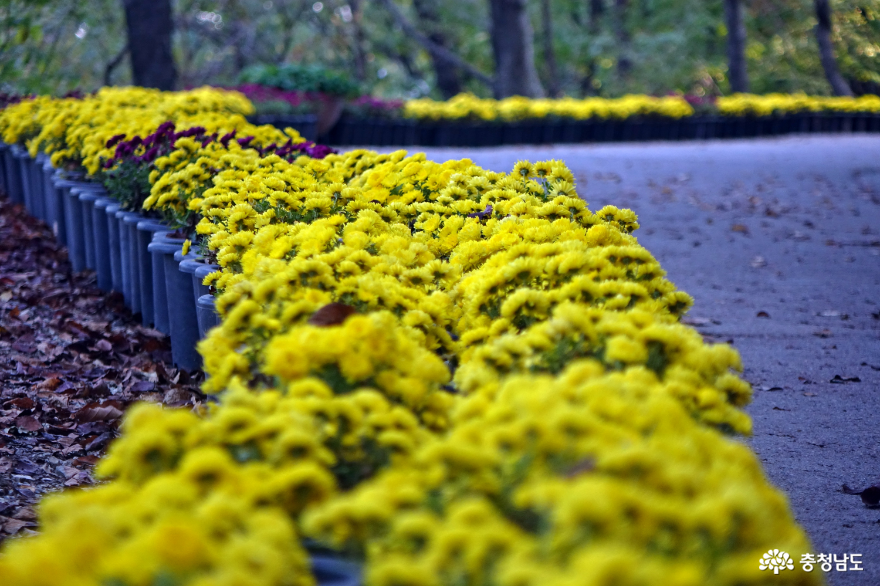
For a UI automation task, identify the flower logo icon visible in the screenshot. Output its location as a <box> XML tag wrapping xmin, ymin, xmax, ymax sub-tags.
<box><xmin>759</xmin><ymin>549</ymin><xmax>794</xmax><ymax>574</ymax></box>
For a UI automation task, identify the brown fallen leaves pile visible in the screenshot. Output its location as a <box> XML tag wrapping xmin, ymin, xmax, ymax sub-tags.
<box><xmin>0</xmin><ymin>195</ymin><xmax>205</xmax><ymax>545</ymax></box>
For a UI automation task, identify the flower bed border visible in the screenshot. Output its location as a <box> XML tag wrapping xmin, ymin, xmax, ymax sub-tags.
<box><xmin>270</xmin><ymin>112</ymin><xmax>880</xmax><ymax>146</ymax></box>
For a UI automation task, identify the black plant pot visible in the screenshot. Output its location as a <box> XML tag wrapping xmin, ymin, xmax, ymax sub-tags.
<box><xmin>5</xmin><ymin>145</ymin><xmax>24</xmax><ymax>204</ymax></box>
<box><xmin>19</xmin><ymin>153</ymin><xmax>34</xmax><ymax>217</ymax></box>
<box><xmin>28</xmin><ymin>155</ymin><xmax>44</xmax><ymax>220</ymax></box>
<box><xmin>328</xmin><ymin>116</ymin><xmax>351</xmax><ymax>145</ymax></box>
<box><xmin>148</xmin><ymin>231</ymin><xmax>184</xmax><ymax>335</ymax></box>
<box><xmin>116</xmin><ymin>210</ymin><xmax>142</xmax><ymax>310</ymax></box>
<box><xmin>852</xmin><ymin>113</ymin><xmax>869</xmax><ymax>133</ymax></box>
<box><xmin>196</xmin><ymin>294</ymin><xmax>220</xmax><ymax>339</ymax></box>
<box><xmin>92</xmin><ymin>198</ymin><xmax>115</xmax><ymax>292</ymax></box>
<box><xmin>41</xmin><ymin>159</ymin><xmax>60</xmax><ymax>237</ymax></box>
<box><xmin>666</xmin><ymin>119</ymin><xmax>682</xmax><ymax>141</ymax></box>
<box><xmin>280</xmin><ymin>115</ymin><xmax>318</xmax><ymax>142</ymax></box>
<box><xmin>136</xmin><ymin>220</ymin><xmax>170</xmax><ymax>328</ymax></box>
<box><xmin>414</xmin><ymin>123</ymin><xmax>437</xmax><ymax>147</ymax></box>
<box><xmin>179</xmin><ymin>257</ymin><xmax>203</xmax><ymax>305</ymax></box>
<box><xmin>106</xmin><ymin>204</ymin><xmax>123</xmax><ymax>293</ymax></box>
<box><xmin>541</xmin><ymin>121</ymin><xmax>564</xmax><ymax>145</ymax></box>
<box><xmin>594</xmin><ymin>120</ymin><xmax>614</xmax><ymax>142</ymax></box>
<box><xmin>349</xmin><ymin>120</ymin><xmax>369</xmax><ymax>145</ymax></box>
<box><xmin>148</xmin><ymin>238</ymin><xmax>199</xmax><ymax>368</ymax></box>
<box><xmin>310</xmin><ymin>556</ymin><xmax>361</xmax><ymax>586</ymax></box>
<box><xmin>0</xmin><ymin>142</ymin><xmax>8</xmax><ymax>196</ymax></box>
<box><xmin>168</xmin><ymin>248</ymin><xmax>201</xmax><ymax>371</ymax></box>
<box><xmin>391</xmin><ymin>121</ymin><xmax>417</xmax><ymax>146</ymax></box>
<box><xmin>433</xmin><ymin>125</ymin><xmax>454</xmax><ymax>147</ymax></box>
<box><xmin>30</xmin><ymin>154</ymin><xmax>47</xmax><ymax>222</ymax></box>
<box><xmin>192</xmin><ymin>262</ymin><xmax>220</xmax><ymax>301</ymax></box>
<box><xmin>79</xmin><ymin>190</ymin><xmax>101</xmax><ymax>270</ymax></box>
<box><xmin>63</xmin><ymin>186</ymin><xmax>87</xmax><ymax>272</ymax></box>
<box><xmin>51</xmin><ymin>175</ymin><xmax>79</xmax><ymax>246</ymax></box>
<box><xmin>13</xmin><ymin>147</ymin><xmax>34</xmax><ymax>214</ymax></box>
<box><xmin>121</xmin><ymin>213</ymin><xmax>145</xmax><ymax>315</ymax></box>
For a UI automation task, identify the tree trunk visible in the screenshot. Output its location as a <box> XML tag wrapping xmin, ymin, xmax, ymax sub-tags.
<box><xmin>724</xmin><ymin>0</ymin><xmax>749</xmax><ymax>93</ymax></box>
<box><xmin>412</xmin><ymin>0</ymin><xmax>462</xmax><ymax>98</ymax></box>
<box><xmin>350</xmin><ymin>0</ymin><xmax>368</xmax><ymax>82</ymax></box>
<box><xmin>814</xmin><ymin>0</ymin><xmax>853</xmax><ymax>96</ymax></box>
<box><xmin>580</xmin><ymin>0</ymin><xmax>604</xmax><ymax>95</ymax></box>
<box><xmin>376</xmin><ymin>0</ymin><xmax>494</xmax><ymax>90</ymax></box>
<box><xmin>541</xmin><ymin>0</ymin><xmax>561</xmax><ymax>97</ymax></box>
<box><xmin>121</xmin><ymin>0</ymin><xmax>176</xmax><ymax>90</ymax></box>
<box><xmin>488</xmin><ymin>0</ymin><xmax>545</xmax><ymax>98</ymax></box>
<box><xmin>590</xmin><ymin>0</ymin><xmax>604</xmax><ymax>35</ymax></box>
<box><xmin>613</xmin><ymin>0</ymin><xmax>631</xmax><ymax>81</ymax></box>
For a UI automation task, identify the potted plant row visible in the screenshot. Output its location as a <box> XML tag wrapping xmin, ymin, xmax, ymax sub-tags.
<box><xmin>0</xmin><ymin>132</ymin><xmax>220</xmax><ymax>374</ymax></box>
<box><xmin>319</xmin><ymin>111</ymin><xmax>880</xmax><ymax>147</ymax></box>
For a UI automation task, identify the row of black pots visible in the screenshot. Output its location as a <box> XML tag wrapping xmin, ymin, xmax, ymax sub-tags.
<box><xmin>248</xmin><ymin>114</ymin><xmax>318</xmax><ymax>141</ymax></box>
<box><xmin>0</xmin><ymin>143</ymin><xmax>364</xmax><ymax>586</ymax></box>
<box><xmin>298</xmin><ymin>112</ymin><xmax>880</xmax><ymax>147</ymax></box>
<box><xmin>0</xmin><ymin>143</ymin><xmax>222</xmax><ymax>373</ymax></box>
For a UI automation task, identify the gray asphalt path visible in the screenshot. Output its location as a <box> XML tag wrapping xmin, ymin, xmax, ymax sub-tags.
<box><xmin>376</xmin><ymin>136</ymin><xmax>880</xmax><ymax>585</ymax></box>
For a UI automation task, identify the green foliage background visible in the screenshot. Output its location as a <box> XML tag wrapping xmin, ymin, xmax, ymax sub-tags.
<box><xmin>0</xmin><ymin>0</ymin><xmax>877</xmax><ymax>97</ymax></box>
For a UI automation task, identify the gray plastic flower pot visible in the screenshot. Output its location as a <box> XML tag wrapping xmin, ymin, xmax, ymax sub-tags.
<box><xmin>136</xmin><ymin>220</ymin><xmax>170</xmax><ymax>328</ymax></box>
<box><xmin>78</xmin><ymin>190</ymin><xmax>100</xmax><ymax>270</ymax></box>
<box><xmin>63</xmin><ymin>185</ymin><xmax>87</xmax><ymax>272</ymax></box>
<box><xmin>5</xmin><ymin>145</ymin><xmax>24</xmax><ymax>204</ymax></box>
<box><xmin>149</xmin><ymin>234</ymin><xmax>173</xmax><ymax>335</ymax></box>
<box><xmin>42</xmin><ymin>160</ymin><xmax>60</xmax><ymax>238</ymax></box>
<box><xmin>162</xmin><ymin>247</ymin><xmax>201</xmax><ymax>370</ymax></box>
<box><xmin>92</xmin><ymin>198</ymin><xmax>115</xmax><ymax>291</ymax></box>
<box><xmin>13</xmin><ymin>147</ymin><xmax>34</xmax><ymax>215</ymax></box>
<box><xmin>178</xmin><ymin>257</ymin><xmax>204</xmax><ymax>301</ymax></box>
<box><xmin>115</xmin><ymin>210</ymin><xmax>139</xmax><ymax>308</ymax></box>
<box><xmin>311</xmin><ymin>556</ymin><xmax>361</xmax><ymax>586</ymax></box>
<box><xmin>31</xmin><ymin>154</ymin><xmax>47</xmax><ymax>222</ymax></box>
<box><xmin>193</xmin><ymin>263</ymin><xmax>220</xmax><ymax>300</ymax></box>
<box><xmin>106</xmin><ymin>204</ymin><xmax>123</xmax><ymax>293</ymax></box>
<box><xmin>0</xmin><ymin>142</ymin><xmax>8</xmax><ymax>196</ymax></box>
<box><xmin>119</xmin><ymin>212</ymin><xmax>145</xmax><ymax>314</ymax></box>
<box><xmin>51</xmin><ymin>175</ymin><xmax>82</xmax><ymax>247</ymax></box>
<box><xmin>27</xmin><ymin>155</ymin><xmax>44</xmax><ymax>220</ymax></box>
<box><xmin>196</xmin><ymin>294</ymin><xmax>220</xmax><ymax>339</ymax></box>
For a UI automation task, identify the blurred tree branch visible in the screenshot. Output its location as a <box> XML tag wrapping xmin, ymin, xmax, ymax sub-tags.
<box><xmin>372</xmin><ymin>0</ymin><xmax>494</xmax><ymax>88</ymax></box>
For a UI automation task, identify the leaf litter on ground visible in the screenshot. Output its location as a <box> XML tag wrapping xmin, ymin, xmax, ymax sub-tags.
<box><xmin>0</xmin><ymin>195</ymin><xmax>206</xmax><ymax>544</ymax></box>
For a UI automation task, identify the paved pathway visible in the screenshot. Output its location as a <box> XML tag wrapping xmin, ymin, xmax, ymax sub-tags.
<box><xmin>378</xmin><ymin>135</ymin><xmax>880</xmax><ymax>584</ymax></box>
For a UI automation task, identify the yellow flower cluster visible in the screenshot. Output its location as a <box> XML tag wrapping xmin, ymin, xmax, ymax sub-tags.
<box><xmin>718</xmin><ymin>93</ymin><xmax>880</xmax><ymax>116</ymax></box>
<box><xmin>455</xmin><ymin>303</ymin><xmax>751</xmax><ymax>434</ymax></box>
<box><xmin>404</xmin><ymin>93</ymin><xmax>695</xmax><ymax>121</ymax></box>
<box><xmin>403</xmin><ymin>92</ymin><xmax>880</xmax><ymax>122</ymax></box>
<box><xmin>0</xmin><ymin>404</ymin><xmax>317</xmax><ymax>586</ymax></box>
<box><xmin>0</xmin><ymin>89</ymin><xmax>818</xmax><ymax>586</ymax></box>
<box><xmin>0</xmin><ymin>87</ymin><xmax>260</xmax><ymax>175</ymax></box>
<box><xmin>304</xmin><ymin>367</ymin><xmax>818</xmax><ymax>586</ymax></box>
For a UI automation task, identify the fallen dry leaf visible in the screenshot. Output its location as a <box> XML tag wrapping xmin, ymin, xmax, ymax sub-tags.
<box><xmin>842</xmin><ymin>484</ymin><xmax>880</xmax><ymax>507</ymax></box>
<box><xmin>2</xmin><ymin>518</ymin><xmax>36</xmax><ymax>535</ymax></box>
<box><xmin>308</xmin><ymin>302</ymin><xmax>358</xmax><ymax>327</ymax></box>
<box><xmin>73</xmin><ymin>401</ymin><xmax>124</xmax><ymax>423</ymax></box>
<box><xmin>830</xmin><ymin>375</ymin><xmax>861</xmax><ymax>384</ymax></box>
<box><xmin>14</xmin><ymin>415</ymin><xmax>42</xmax><ymax>432</ymax></box>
